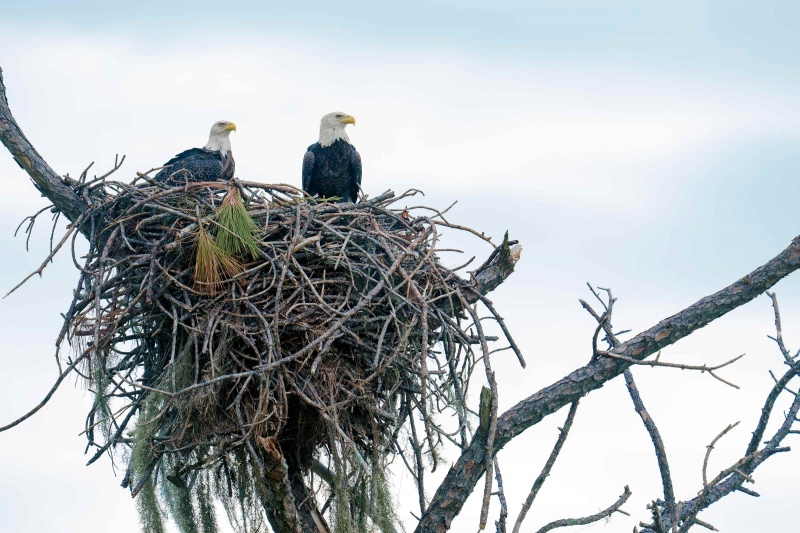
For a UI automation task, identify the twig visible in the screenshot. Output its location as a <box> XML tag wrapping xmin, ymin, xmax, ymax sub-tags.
<box><xmin>512</xmin><ymin>401</ymin><xmax>580</xmax><ymax>533</ymax></box>
<box><xmin>702</xmin><ymin>421</ymin><xmax>740</xmax><ymax>487</ymax></box>
<box><xmin>598</xmin><ymin>351</ymin><xmax>744</xmax><ymax>389</ymax></box>
<box><xmin>766</xmin><ymin>291</ymin><xmax>793</xmax><ymax>363</ymax></box>
<box><xmin>4</xmin><ymin>211</ymin><xmax>86</xmax><ymax>298</ymax></box>
<box><xmin>533</xmin><ymin>486</ymin><xmax>632</xmax><ymax>533</ymax></box>
<box><xmin>493</xmin><ymin>457</ymin><xmax>508</xmax><ymax>533</ymax></box>
<box><xmin>0</xmin><ymin>353</ymin><xmax>88</xmax><ymax>432</ymax></box>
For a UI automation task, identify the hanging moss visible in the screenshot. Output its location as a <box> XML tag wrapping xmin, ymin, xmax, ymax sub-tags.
<box><xmin>137</xmin><ymin>477</ymin><xmax>166</xmax><ymax>533</ymax></box>
<box><xmin>368</xmin><ymin>461</ymin><xmax>401</xmax><ymax>533</ymax></box>
<box><xmin>162</xmin><ymin>472</ymin><xmax>199</xmax><ymax>533</ymax></box>
<box><xmin>196</xmin><ymin>478</ymin><xmax>219</xmax><ymax>533</ymax></box>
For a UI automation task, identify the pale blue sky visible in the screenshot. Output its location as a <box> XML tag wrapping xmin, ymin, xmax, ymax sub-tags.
<box><xmin>4</xmin><ymin>0</ymin><xmax>800</xmax><ymax>70</ymax></box>
<box><xmin>1</xmin><ymin>2</ymin><xmax>800</xmax><ymax>532</ymax></box>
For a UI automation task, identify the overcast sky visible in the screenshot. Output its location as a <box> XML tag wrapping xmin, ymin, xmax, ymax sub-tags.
<box><xmin>2</xmin><ymin>2</ymin><xmax>800</xmax><ymax>532</ymax></box>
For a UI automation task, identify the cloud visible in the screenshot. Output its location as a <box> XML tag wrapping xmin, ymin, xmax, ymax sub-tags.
<box><xmin>2</xmin><ymin>25</ymin><xmax>800</xmax><ymax>533</ymax></box>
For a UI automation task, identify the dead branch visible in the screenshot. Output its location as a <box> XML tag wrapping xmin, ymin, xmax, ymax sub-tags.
<box><xmin>3</xmin><ymin>211</ymin><xmax>86</xmax><ymax>298</ymax></box>
<box><xmin>417</xmin><ymin>237</ymin><xmax>800</xmax><ymax>533</ymax></box>
<box><xmin>702</xmin><ymin>422</ymin><xmax>740</xmax><ymax>488</ymax></box>
<box><xmin>493</xmin><ymin>458</ymin><xmax>508</xmax><ymax>533</ymax></box>
<box><xmin>624</xmin><ymin>370</ymin><xmax>676</xmax><ymax>511</ymax></box>
<box><xmin>533</xmin><ymin>486</ymin><xmax>632</xmax><ymax>533</ymax></box>
<box><xmin>599</xmin><ymin>351</ymin><xmax>744</xmax><ymax>389</ymax></box>
<box><xmin>0</xmin><ymin>352</ymin><xmax>89</xmax><ymax>432</ymax></box>
<box><xmin>766</xmin><ymin>290</ymin><xmax>796</xmax><ymax>363</ymax></box>
<box><xmin>511</xmin><ymin>401</ymin><xmax>580</xmax><ymax>533</ymax></box>
<box><xmin>0</xmin><ymin>66</ymin><xmax>91</xmax><ymax>226</ymax></box>
<box><xmin>637</xmin><ymin>293</ymin><xmax>800</xmax><ymax>533</ymax></box>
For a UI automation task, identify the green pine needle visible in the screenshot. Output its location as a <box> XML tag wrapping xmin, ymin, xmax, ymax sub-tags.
<box><xmin>214</xmin><ymin>188</ymin><xmax>261</xmax><ymax>260</ymax></box>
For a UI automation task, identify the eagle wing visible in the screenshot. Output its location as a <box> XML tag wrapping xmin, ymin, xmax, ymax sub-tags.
<box><xmin>302</xmin><ymin>150</ymin><xmax>315</xmax><ymax>193</ymax></box>
<box><xmin>155</xmin><ymin>148</ymin><xmax>224</xmax><ymax>184</ymax></box>
<box><xmin>163</xmin><ymin>148</ymin><xmax>209</xmax><ymax>166</ymax></box>
<box><xmin>221</xmin><ymin>152</ymin><xmax>235</xmax><ymax>182</ymax></box>
<box><xmin>348</xmin><ymin>147</ymin><xmax>362</xmax><ymax>203</ymax></box>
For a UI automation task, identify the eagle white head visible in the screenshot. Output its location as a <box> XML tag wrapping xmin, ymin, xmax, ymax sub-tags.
<box><xmin>318</xmin><ymin>112</ymin><xmax>356</xmax><ymax>148</ymax></box>
<box><xmin>204</xmin><ymin>120</ymin><xmax>237</xmax><ymax>155</ymax></box>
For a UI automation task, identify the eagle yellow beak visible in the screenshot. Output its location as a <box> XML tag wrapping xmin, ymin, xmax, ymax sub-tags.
<box><xmin>341</xmin><ymin>115</ymin><xmax>356</xmax><ymax>125</ymax></box>
<box><xmin>224</xmin><ymin>122</ymin><xmax>237</xmax><ymax>132</ymax></box>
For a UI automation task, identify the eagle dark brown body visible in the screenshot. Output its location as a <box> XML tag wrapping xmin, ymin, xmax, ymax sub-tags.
<box><xmin>154</xmin><ymin>148</ymin><xmax>235</xmax><ymax>184</ymax></box>
<box><xmin>302</xmin><ymin>112</ymin><xmax>362</xmax><ymax>203</ymax></box>
<box><xmin>302</xmin><ymin>139</ymin><xmax>362</xmax><ymax>202</ymax></box>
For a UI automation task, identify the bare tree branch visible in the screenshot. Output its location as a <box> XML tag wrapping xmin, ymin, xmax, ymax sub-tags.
<box><xmin>533</xmin><ymin>486</ymin><xmax>631</xmax><ymax>533</ymax></box>
<box><xmin>511</xmin><ymin>401</ymin><xmax>580</xmax><ymax>533</ymax></box>
<box><xmin>702</xmin><ymin>422</ymin><xmax>740</xmax><ymax>488</ymax></box>
<box><xmin>637</xmin><ymin>294</ymin><xmax>800</xmax><ymax>532</ymax></box>
<box><xmin>493</xmin><ymin>458</ymin><xmax>508</xmax><ymax>533</ymax></box>
<box><xmin>0</xmin><ymin>66</ymin><xmax>91</xmax><ymax>226</ymax></box>
<box><xmin>0</xmin><ymin>352</ymin><xmax>89</xmax><ymax>432</ymax></box>
<box><xmin>582</xmin><ymin>287</ymin><xmax>677</xmax><ymax>514</ymax></box>
<box><xmin>765</xmin><ymin>291</ymin><xmax>794</xmax><ymax>363</ymax></box>
<box><xmin>624</xmin><ymin>370</ymin><xmax>675</xmax><ymax>511</ymax></box>
<box><xmin>416</xmin><ymin>236</ymin><xmax>800</xmax><ymax>533</ymax></box>
<box><xmin>600</xmin><ymin>351</ymin><xmax>744</xmax><ymax>389</ymax></box>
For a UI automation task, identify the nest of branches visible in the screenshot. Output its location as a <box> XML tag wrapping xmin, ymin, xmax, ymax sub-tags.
<box><xmin>30</xmin><ymin>174</ymin><xmax>521</xmax><ymax>533</ymax></box>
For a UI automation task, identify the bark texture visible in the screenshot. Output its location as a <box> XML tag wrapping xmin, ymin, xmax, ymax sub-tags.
<box><xmin>0</xmin><ymin>66</ymin><xmax>91</xmax><ymax>226</ymax></box>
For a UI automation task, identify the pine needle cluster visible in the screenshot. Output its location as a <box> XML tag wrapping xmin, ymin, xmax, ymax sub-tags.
<box><xmin>192</xmin><ymin>227</ymin><xmax>242</xmax><ymax>294</ymax></box>
<box><xmin>214</xmin><ymin>187</ymin><xmax>260</xmax><ymax>260</ymax></box>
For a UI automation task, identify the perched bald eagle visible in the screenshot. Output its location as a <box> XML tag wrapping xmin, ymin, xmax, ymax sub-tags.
<box><xmin>154</xmin><ymin>120</ymin><xmax>237</xmax><ymax>184</ymax></box>
<box><xmin>302</xmin><ymin>112</ymin><xmax>362</xmax><ymax>203</ymax></box>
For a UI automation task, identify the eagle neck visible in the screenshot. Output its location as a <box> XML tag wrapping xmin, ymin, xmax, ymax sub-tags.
<box><xmin>319</xmin><ymin>125</ymin><xmax>350</xmax><ymax>148</ymax></box>
<box><xmin>204</xmin><ymin>133</ymin><xmax>232</xmax><ymax>156</ymax></box>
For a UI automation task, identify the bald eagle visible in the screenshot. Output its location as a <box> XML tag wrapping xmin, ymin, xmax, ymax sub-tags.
<box><xmin>154</xmin><ymin>120</ymin><xmax>237</xmax><ymax>184</ymax></box>
<box><xmin>302</xmin><ymin>112</ymin><xmax>362</xmax><ymax>203</ymax></box>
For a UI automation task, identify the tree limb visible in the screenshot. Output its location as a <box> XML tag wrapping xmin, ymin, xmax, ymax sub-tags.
<box><xmin>416</xmin><ymin>235</ymin><xmax>800</xmax><ymax>533</ymax></box>
<box><xmin>0</xmin><ymin>66</ymin><xmax>91</xmax><ymax>227</ymax></box>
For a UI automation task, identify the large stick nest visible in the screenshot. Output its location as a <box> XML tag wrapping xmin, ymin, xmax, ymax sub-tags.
<box><xmin>41</xmin><ymin>176</ymin><xmax>520</xmax><ymax>532</ymax></box>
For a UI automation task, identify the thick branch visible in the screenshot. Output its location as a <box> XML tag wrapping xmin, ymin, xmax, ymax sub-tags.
<box><xmin>0</xmin><ymin>66</ymin><xmax>91</xmax><ymax>226</ymax></box>
<box><xmin>416</xmin><ymin>235</ymin><xmax>800</xmax><ymax>533</ymax></box>
<box><xmin>470</xmin><ymin>232</ymin><xmax>522</xmax><ymax>300</ymax></box>
<box><xmin>258</xmin><ymin>436</ymin><xmax>324</xmax><ymax>533</ymax></box>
